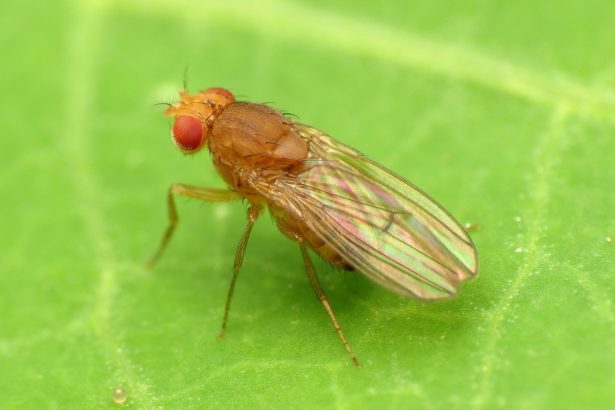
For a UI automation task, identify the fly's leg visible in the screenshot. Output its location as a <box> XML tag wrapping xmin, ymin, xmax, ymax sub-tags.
<box><xmin>146</xmin><ymin>183</ymin><xmax>240</xmax><ymax>268</ymax></box>
<box><xmin>299</xmin><ymin>243</ymin><xmax>360</xmax><ymax>367</ymax></box>
<box><xmin>219</xmin><ymin>205</ymin><xmax>262</xmax><ymax>339</ymax></box>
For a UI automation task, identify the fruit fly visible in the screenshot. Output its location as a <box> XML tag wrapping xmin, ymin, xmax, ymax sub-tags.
<box><xmin>148</xmin><ymin>87</ymin><xmax>478</xmax><ymax>367</ymax></box>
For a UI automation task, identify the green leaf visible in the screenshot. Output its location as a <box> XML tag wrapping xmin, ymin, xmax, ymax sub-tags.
<box><xmin>2</xmin><ymin>0</ymin><xmax>614</xmax><ymax>408</ymax></box>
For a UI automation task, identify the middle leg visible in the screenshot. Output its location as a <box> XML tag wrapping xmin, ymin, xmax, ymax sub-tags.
<box><xmin>218</xmin><ymin>204</ymin><xmax>262</xmax><ymax>339</ymax></box>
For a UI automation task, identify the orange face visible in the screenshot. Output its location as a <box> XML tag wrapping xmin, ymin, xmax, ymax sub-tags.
<box><xmin>165</xmin><ymin>87</ymin><xmax>236</xmax><ymax>153</ymax></box>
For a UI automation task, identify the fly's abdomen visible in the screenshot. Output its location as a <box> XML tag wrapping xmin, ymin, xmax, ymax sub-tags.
<box><xmin>303</xmin><ymin>226</ymin><xmax>354</xmax><ymax>271</ymax></box>
<box><xmin>273</xmin><ymin>207</ymin><xmax>353</xmax><ymax>271</ymax></box>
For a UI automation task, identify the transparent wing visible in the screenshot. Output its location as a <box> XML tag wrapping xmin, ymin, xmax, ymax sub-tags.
<box><xmin>257</xmin><ymin>125</ymin><xmax>478</xmax><ymax>300</ymax></box>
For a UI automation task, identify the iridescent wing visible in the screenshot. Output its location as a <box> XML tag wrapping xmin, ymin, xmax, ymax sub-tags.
<box><xmin>255</xmin><ymin>124</ymin><xmax>478</xmax><ymax>300</ymax></box>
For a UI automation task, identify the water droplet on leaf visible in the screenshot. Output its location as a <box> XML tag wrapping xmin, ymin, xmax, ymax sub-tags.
<box><xmin>112</xmin><ymin>387</ymin><xmax>127</xmax><ymax>405</ymax></box>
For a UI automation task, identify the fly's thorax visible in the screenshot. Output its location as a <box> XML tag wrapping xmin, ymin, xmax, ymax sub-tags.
<box><xmin>208</xmin><ymin>102</ymin><xmax>309</xmax><ymax>191</ymax></box>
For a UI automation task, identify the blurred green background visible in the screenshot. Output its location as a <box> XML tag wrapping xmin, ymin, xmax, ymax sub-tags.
<box><xmin>2</xmin><ymin>0</ymin><xmax>614</xmax><ymax>408</ymax></box>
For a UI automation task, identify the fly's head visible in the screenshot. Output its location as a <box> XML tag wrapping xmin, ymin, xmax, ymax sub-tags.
<box><xmin>165</xmin><ymin>87</ymin><xmax>235</xmax><ymax>154</ymax></box>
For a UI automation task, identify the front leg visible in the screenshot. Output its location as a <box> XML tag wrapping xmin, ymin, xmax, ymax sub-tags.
<box><xmin>146</xmin><ymin>183</ymin><xmax>240</xmax><ymax>268</ymax></box>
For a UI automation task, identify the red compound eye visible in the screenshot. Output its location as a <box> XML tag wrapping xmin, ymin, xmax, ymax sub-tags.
<box><xmin>172</xmin><ymin>115</ymin><xmax>204</xmax><ymax>152</ymax></box>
